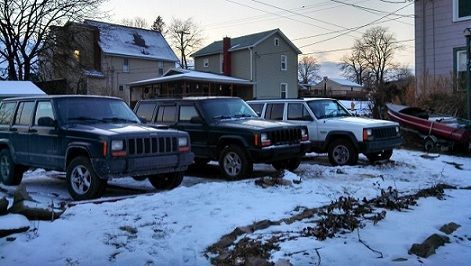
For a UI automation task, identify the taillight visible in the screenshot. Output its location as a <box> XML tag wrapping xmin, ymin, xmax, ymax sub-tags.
<box><xmin>102</xmin><ymin>141</ymin><xmax>108</xmax><ymax>157</ymax></box>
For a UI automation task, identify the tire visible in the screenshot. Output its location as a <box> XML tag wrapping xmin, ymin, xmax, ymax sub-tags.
<box><xmin>219</xmin><ymin>145</ymin><xmax>253</xmax><ymax>180</ymax></box>
<box><xmin>0</xmin><ymin>149</ymin><xmax>25</xmax><ymax>186</ymax></box>
<box><xmin>328</xmin><ymin>139</ymin><xmax>358</xmax><ymax>166</ymax></box>
<box><xmin>366</xmin><ymin>150</ymin><xmax>393</xmax><ymax>162</ymax></box>
<box><xmin>148</xmin><ymin>172</ymin><xmax>184</xmax><ymax>190</ymax></box>
<box><xmin>272</xmin><ymin>158</ymin><xmax>301</xmax><ymax>171</ymax></box>
<box><xmin>66</xmin><ymin>156</ymin><xmax>107</xmax><ymax>200</ymax></box>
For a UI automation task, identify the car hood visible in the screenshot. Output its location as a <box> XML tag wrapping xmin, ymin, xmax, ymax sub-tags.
<box><xmin>215</xmin><ymin>118</ymin><xmax>301</xmax><ymax>131</ymax></box>
<box><xmin>65</xmin><ymin>123</ymin><xmax>179</xmax><ymax>137</ymax></box>
<box><xmin>319</xmin><ymin>116</ymin><xmax>398</xmax><ymax>128</ymax></box>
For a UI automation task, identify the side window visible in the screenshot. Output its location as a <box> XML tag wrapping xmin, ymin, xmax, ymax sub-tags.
<box><xmin>0</xmin><ymin>102</ymin><xmax>17</xmax><ymax>125</ymax></box>
<box><xmin>265</xmin><ymin>103</ymin><xmax>284</xmax><ymax>120</ymax></box>
<box><xmin>288</xmin><ymin>103</ymin><xmax>312</xmax><ymax>121</ymax></box>
<box><xmin>248</xmin><ymin>103</ymin><xmax>264</xmax><ymax>116</ymax></box>
<box><xmin>34</xmin><ymin>101</ymin><xmax>55</xmax><ymax>126</ymax></box>
<box><xmin>156</xmin><ymin>105</ymin><xmax>177</xmax><ymax>123</ymax></box>
<box><xmin>179</xmin><ymin>105</ymin><xmax>200</xmax><ymax>122</ymax></box>
<box><xmin>136</xmin><ymin>103</ymin><xmax>156</xmax><ymax>122</ymax></box>
<box><xmin>14</xmin><ymin>101</ymin><xmax>35</xmax><ymax>126</ymax></box>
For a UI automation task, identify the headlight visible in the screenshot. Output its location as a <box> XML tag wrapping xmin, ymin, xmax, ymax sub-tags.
<box><xmin>111</xmin><ymin>140</ymin><xmax>124</xmax><ymax>151</ymax></box>
<box><xmin>301</xmin><ymin>128</ymin><xmax>309</xmax><ymax>140</ymax></box>
<box><xmin>178</xmin><ymin>137</ymin><xmax>188</xmax><ymax>147</ymax></box>
<box><xmin>363</xmin><ymin>129</ymin><xmax>373</xmax><ymax>141</ymax></box>
<box><xmin>261</xmin><ymin>133</ymin><xmax>269</xmax><ymax>141</ymax></box>
<box><xmin>395</xmin><ymin>126</ymin><xmax>400</xmax><ymax>134</ymax></box>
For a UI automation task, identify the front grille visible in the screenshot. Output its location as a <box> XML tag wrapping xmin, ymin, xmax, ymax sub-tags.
<box><xmin>267</xmin><ymin>128</ymin><xmax>302</xmax><ymax>145</ymax></box>
<box><xmin>127</xmin><ymin>137</ymin><xmax>177</xmax><ymax>156</ymax></box>
<box><xmin>372</xmin><ymin>127</ymin><xmax>397</xmax><ymax>139</ymax></box>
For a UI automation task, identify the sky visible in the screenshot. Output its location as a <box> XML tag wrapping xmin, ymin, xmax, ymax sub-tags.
<box><xmin>100</xmin><ymin>0</ymin><xmax>415</xmax><ymax>79</ymax></box>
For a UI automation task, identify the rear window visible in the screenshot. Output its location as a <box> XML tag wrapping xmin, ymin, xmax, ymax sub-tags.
<box><xmin>179</xmin><ymin>105</ymin><xmax>200</xmax><ymax>122</ymax></box>
<box><xmin>15</xmin><ymin>101</ymin><xmax>35</xmax><ymax>125</ymax></box>
<box><xmin>0</xmin><ymin>102</ymin><xmax>17</xmax><ymax>125</ymax></box>
<box><xmin>136</xmin><ymin>103</ymin><xmax>156</xmax><ymax>122</ymax></box>
<box><xmin>156</xmin><ymin>105</ymin><xmax>177</xmax><ymax>123</ymax></box>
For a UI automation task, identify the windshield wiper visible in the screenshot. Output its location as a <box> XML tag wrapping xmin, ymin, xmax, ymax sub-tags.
<box><xmin>213</xmin><ymin>115</ymin><xmax>233</xmax><ymax>120</ymax></box>
<box><xmin>68</xmin><ymin>116</ymin><xmax>104</xmax><ymax>123</ymax></box>
<box><xmin>234</xmin><ymin>114</ymin><xmax>253</xmax><ymax>118</ymax></box>
<box><xmin>102</xmin><ymin>117</ymin><xmax>138</xmax><ymax>123</ymax></box>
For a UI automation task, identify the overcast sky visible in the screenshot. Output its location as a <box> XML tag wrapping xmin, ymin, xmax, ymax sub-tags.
<box><xmin>101</xmin><ymin>0</ymin><xmax>415</xmax><ymax>78</ymax></box>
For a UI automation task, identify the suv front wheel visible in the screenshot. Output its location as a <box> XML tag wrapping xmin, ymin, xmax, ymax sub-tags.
<box><xmin>328</xmin><ymin>139</ymin><xmax>358</xmax><ymax>166</ymax></box>
<box><xmin>66</xmin><ymin>156</ymin><xmax>107</xmax><ymax>200</ymax></box>
<box><xmin>0</xmin><ymin>149</ymin><xmax>26</xmax><ymax>185</ymax></box>
<box><xmin>219</xmin><ymin>145</ymin><xmax>253</xmax><ymax>180</ymax></box>
<box><xmin>148</xmin><ymin>172</ymin><xmax>184</xmax><ymax>190</ymax></box>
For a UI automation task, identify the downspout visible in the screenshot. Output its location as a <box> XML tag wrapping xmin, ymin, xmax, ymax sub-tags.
<box><xmin>422</xmin><ymin>0</ymin><xmax>427</xmax><ymax>96</ymax></box>
<box><xmin>249</xmin><ymin>47</ymin><xmax>255</xmax><ymax>98</ymax></box>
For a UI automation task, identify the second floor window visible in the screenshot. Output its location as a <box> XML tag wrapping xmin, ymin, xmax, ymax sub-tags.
<box><xmin>281</xmin><ymin>55</ymin><xmax>287</xmax><ymax>71</ymax></box>
<box><xmin>123</xmin><ymin>58</ymin><xmax>129</xmax><ymax>72</ymax></box>
<box><xmin>203</xmin><ymin>58</ymin><xmax>209</xmax><ymax>68</ymax></box>
<box><xmin>274</xmin><ymin>38</ymin><xmax>279</xmax><ymax>46</ymax></box>
<box><xmin>158</xmin><ymin>61</ymin><xmax>164</xmax><ymax>76</ymax></box>
<box><xmin>454</xmin><ymin>0</ymin><xmax>471</xmax><ymax>21</ymax></box>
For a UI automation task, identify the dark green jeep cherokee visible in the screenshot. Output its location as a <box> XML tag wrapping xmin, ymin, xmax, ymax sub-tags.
<box><xmin>0</xmin><ymin>96</ymin><xmax>194</xmax><ymax>200</ymax></box>
<box><xmin>134</xmin><ymin>97</ymin><xmax>311</xmax><ymax>179</ymax></box>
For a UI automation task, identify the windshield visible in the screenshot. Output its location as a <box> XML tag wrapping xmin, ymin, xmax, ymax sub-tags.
<box><xmin>307</xmin><ymin>100</ymin><xmax>351</xmax><ymax>119</ymax></box>
<box><xmin>56</xmin><ymin>98</ymin><xmax>140</xmax><ymax>124</ymax></box>
<box><xmin>200</xmin><ymin>98</ymin><xmax>258</xmax><ymax>120</ymax></box>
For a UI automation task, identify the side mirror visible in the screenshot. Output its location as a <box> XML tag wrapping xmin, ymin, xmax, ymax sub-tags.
<box><xmin>190</xmin><ymin>116</ymin><xmax>204</xmax><ymax>124</ymax></box>
<box><xmin>38</xmin><ymin>117</ymin><xmax>56</xmax><ymax>127</ymax></box>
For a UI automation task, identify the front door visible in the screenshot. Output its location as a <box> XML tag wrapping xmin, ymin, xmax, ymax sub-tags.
<box><xmin>285</xmin><ymin>103</ymin><xmax>317</xmax><ymax>141</ymax></box>
<box><xmin>29</xmin><ymin>101</ymin><xmax>63</xmax><ymax>169</ymax></box>
<box><xmin>174</xmin><ymin>104</ymin><xmax>209</xmax><ymax>158</ymax></box>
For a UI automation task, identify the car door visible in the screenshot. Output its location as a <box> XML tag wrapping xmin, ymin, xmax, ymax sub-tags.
<box><xmin>264</xmin><ymin>103</ymin><xmax>285</xmax><ymax>121</ymax></box>
<box><xmin>10</xmin><ymin>101</ymin><xmax>35</xmax><ymax>164</ymax></box>
<box><xmin>286</xmin><ymin>102</ymin><xmax>317</xmax><ymax>141</ymax></box>
<box><xmin>28</xmin><ymin>101</ymin><xmax>63</xmax><ymax>169</ymax></box>
<box><xmin>174</xmin><ymin>104</ymin><xmax>209</xmax><ymax>157</ymax></box>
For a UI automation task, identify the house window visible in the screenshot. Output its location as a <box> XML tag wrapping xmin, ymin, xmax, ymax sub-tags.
<box><xmin>203</xmin><ymin>58</ymin><xmax>209</xmax><ymax>68</ymax></box>
<box><xmin>453</xmin><ymin>0</ymin><xmax>471</xmax><ymax>21</ymax></box>
<box><xmin>281</xmin><ymin>55</ymin><xmax>287</xmax><ymax>71</ymax></box>
<box><xmin>274</xmin><ymin>37</ymin><xmax>280</xmax><ymax>46</ymax></box>
<box><xmin>158</xmin><ymin>61</ymin><xmax>164</xmax><ymax>76</ymax></box>
<box><xmin>123</xmin><ymin>58</ymin><xmax>129</xmax><ymax>72</ymax></box>
<box><xmin>455</xmin><ymin>48</ymin><xmax>467</xmax><ymax>91</ymax></box>
<box><xmin>280</xmin><ymin>83</ymin><xmax>288</xmax><ymax>99</ymax></box>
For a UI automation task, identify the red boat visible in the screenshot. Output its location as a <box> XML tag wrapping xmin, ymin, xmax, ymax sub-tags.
<box><xmin>386</xmin><ymin>103</ymin><xmax>471</xmax><ymax>149</ymax></box>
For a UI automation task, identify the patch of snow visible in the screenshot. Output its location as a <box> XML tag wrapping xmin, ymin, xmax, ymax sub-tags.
<box><xmin>0</xmin><ymin>214</ymin><xmax>30</xmax><ymax>230</ymax></box>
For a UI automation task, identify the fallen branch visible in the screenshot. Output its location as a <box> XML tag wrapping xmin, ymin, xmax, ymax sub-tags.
<box><xmin>357</xmin><ymin>228</ymin><xmax>383</xmax><ymax>258</ymax></box>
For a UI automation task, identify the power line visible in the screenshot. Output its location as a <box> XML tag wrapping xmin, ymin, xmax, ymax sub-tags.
<box><xmin>301</xmin><ymin>39</ymin><xmax>414</xmax><ymax>55</ymax></box>
<box><xmin>298</xmin><ymin>2</ymin><xmax>413</xmax><ymax>49</ymax></box>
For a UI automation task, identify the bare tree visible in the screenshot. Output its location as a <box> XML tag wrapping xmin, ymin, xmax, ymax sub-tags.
<box><xmin>120</xmin><ymin>17</ymin><xmax>148</xmax><ymax>28</ymax></box>
<box><xmin>151</xmin><ymin>16</ymin><xmax>165</xmax><ymax>33</ymax></box>
<box><xmin>0</xmin><ymin>0</ymin><xmax>106</xmax><ymax>80</ymax></box>
<box><xmin>340</xmin><ymin>49</ymin><xmax>368</xmax><ymax>85</ymax></box>
<box><xmin>167</xmin><ymin>18</ymin><xmax>203</xmax><ymax>69</ymax></box>
<box><xmin>298</xmin><ymin>55</ymin><xmax>320</xmax><ymax>84</ymax></box>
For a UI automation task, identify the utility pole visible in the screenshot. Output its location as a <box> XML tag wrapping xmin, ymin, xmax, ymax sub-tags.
<box><xmin>177</xmin><ymin>30</ymin><xmax>190</xmax><ymax>69</ymax></box>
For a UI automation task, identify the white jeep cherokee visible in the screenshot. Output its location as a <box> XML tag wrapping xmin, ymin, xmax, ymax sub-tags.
<box><xmin>248</xmin><ymin>98</ymin><xmax>403</xmax><ymax>165</ymax></box>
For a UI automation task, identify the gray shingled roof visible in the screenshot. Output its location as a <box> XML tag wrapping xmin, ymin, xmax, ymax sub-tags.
<box><xmin>191</xmin><ymin>29</ymin><xmax>280</xmax><ymax>57</ymax></box>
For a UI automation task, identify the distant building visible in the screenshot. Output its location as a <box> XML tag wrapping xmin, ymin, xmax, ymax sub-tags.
<box><xmin>0</xmin><ymin>81</ymin><xmax>46</xmax><ymax>100</ymax></box>
<box><xmin>39</xmin><ymin>20</ymin><xmax>178</xmax><ymax>104</ymax></box>
<box><xmin>191</xmin><ymin>29</ymin><xmax>301</xmax><ymax>99</ymax></box>
<box><xmin>415</xmin><ymin>0</ymin><xmax>471</xmax><ymax>96</ymax></box>
<box><xmin>301</xmin><ymin>77</ymin><xmax>366</xmax><ymax>99</ymax></box>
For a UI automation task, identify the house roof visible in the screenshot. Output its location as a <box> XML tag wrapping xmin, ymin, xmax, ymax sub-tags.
<box><xmin>191</xmin><ymin>29</ymin><xmax>302</xmax><ymax>57</ymax></box>
<box><xmin>329</xmin><ymin>78</ymin><xmax>363</xmax><ymax>87</ymax></box>
<box><xmin>0</xmin><ymin>81</ymin><xmax>46</xmax><ymax>97</ymax></box>
<box><xmin>84</xmin><ymin>20</ymin><xmax>178</xmax><ymax>62</ymax></box>
<box><xmin>128</xmin><ymin>68</ymin><xmax>252</xmax><ymax>87</ymax></box>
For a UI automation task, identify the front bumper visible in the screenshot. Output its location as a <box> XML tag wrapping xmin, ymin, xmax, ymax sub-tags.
<box><xmin>359</xmin><ymin>137</ymin><xmax>403</xmax><ymax>153</ymax></box>
<box><xmin>248</xmin><ymin>141</ymin><xmax>311</xmax><ymax>163</ymax></box>
<box><xmin>91</xmin><ymin>152</ymin><xmax>195</xmax><ymax>179</ymax></box>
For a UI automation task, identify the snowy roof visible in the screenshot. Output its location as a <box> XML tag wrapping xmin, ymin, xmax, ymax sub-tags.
<box><xmin>329</xmin><ymin>78</ymin><xmax>363</xmax><ymax>87</ymax></box>
<box><xmin>0</xmin><ymin>81</ymin><xmax>46</xmax><ymax>97</ymax></box>
<box><xmin>84</xmin><ymin>20</ymin><xmax>178</xmax><ymax>62</ymax></box>
<box><xmin>128</xmin><ymin>68</ymin><xmax>252</xmax><ymax>86</ymax></box>
<box><xmin>191</xmin><ymin>29</ymin><xmax>301</xmax><ymax>57</ymax></box>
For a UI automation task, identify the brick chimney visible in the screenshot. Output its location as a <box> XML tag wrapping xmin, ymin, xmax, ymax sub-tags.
<box><xmin>222</xmin><ymin>37</ymin><xmax>231</xmax><ymax>76</ymax></box>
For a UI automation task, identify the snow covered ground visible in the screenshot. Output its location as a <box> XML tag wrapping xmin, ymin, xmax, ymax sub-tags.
<box><xmin>1</xmin><ymin>149</ymin><xmax>470</xmax><ymax>265</ymax></box>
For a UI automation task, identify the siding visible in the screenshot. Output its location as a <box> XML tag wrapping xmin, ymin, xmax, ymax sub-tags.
<box><xmin>253</xmin><ymin>32</ymin><xmax>298</xmax><ymax>99</ymax></box>
<box><xmin>415</xmin><ymin>0</ymin><xmax>469</xmax><ymax>95</ymax></box>
<box><xmin>194</xmin><ymin>54</ymin><xmax>221</xmax><ymax>73</ymax></box>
